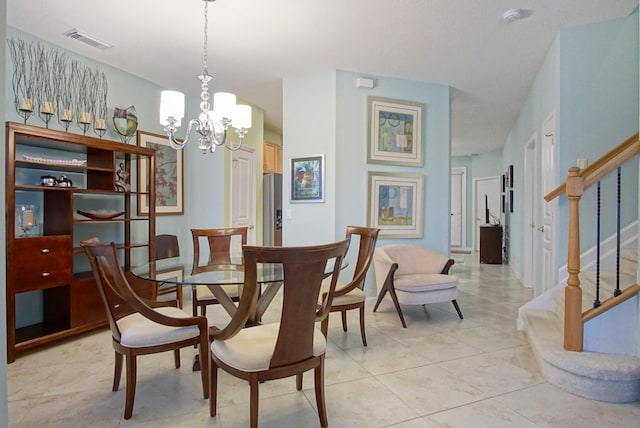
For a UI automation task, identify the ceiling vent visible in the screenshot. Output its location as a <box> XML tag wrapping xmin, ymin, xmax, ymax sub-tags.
<box><xmin>63</xmin><ymin>29</ymin><xmax>112</xmax><ymax>50</ymax></box>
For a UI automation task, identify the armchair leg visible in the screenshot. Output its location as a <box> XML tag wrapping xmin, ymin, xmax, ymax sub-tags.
<box><xmin>341</xmin><ymin>310</ymin><xmax>348</xmax><ymax>332</ymax></box>
<box><xmin>209</xmin><ymin>359</ymin><xmax>218</xmax><ymax>417</ymax></box>
<box><xmin>315</xmin><ymin>356</ymin><xmax>328</xmax><ymax>428</ymax></box>
<box><xmin>452</xmin><ymin>300</ymin><xmax>464</xmax><ymax>319</ymax></box>
<box><xmin>373</xmin><ymin>271</ymin><xmax>407</xmax><ymax>328</ymax></box>
<box><xmin>249</xmin><ymin>374</ymin><xmax>259</xmax><ymax>428</ymax></box>
<box><xmin>174</xmin><ymin>349</ymin><xmax>181</xmax><ymax>368</ymax></box>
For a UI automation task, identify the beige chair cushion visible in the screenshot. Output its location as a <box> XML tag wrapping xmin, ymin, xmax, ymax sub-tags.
<box><xmin>196</xmin><ymin>284</ymin><xmax>241</xmax><ymax>300</ymax></box>
<box><xmin>317</xmin><ymin>282</ymin><xmax>366</xmax><ymax>306</ymax></box>
<box><xmin>211</xmin><ymin>323</ymin><xmax>326</xmax><ymax>372</ymax></box>
<box><xmin>117</xmin><ymin>307</ymin><xmax>200</xmax><ymax>348</ymax></box>
<box><xmin>393</xmin><ymin>273</ymin><xmax>458</xmax><ymax>293</ymax></box>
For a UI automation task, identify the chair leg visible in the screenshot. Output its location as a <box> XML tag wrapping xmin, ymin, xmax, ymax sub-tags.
<box><xmin>113</xmin><ymin>352</ymin><xmax>123</xmax><ymax>391</ymax></box>
<box><xmin>200</xmin><ymin>334</ymin><xmax>210</xmax><ymax>399</ymax></box>
<box><xmin>174</xmin><ymin>349</ymin><xmax>181</xmax><ymax>368</ymax></box>
<box><xmin>359</xmin><ymin>304</ymin><xmax>367</xmax><ymax>346</ymax></box>
<box><xmin>314</xmin><ymin>356</ymin><xmax>328</xmax><ymax>428</ymax></box>
<box><xmin>452</xmin><ymin>300</ymin><xmax>464</xmax><ymax>319</ymax></box>
<box><xmin>320</xmin><ymin>317</ymin><xmax>329</xmax><ymax>338</ymax></box>
<box><xmin>209</xmin><ymin>359</ymin><xmax>218</xmax><ymax>416</ymax></box>
<box><xmin>372</xmin><ymin>286</ymin><xmax>388</xmax><ymax>312</ymax></box>
<box><xmin>124</xmin><ymin>354</ymin><xmax>137</xmax><ymax>420</ymax></box>
<box><xmin>176</xmin><ymin>284</ymin><xmax>183</xmax><ymax>309</ymax></box>
<box><xmin>192</xmin><ymin>288</ymin><xmax>198</xmax><ymax>317</ymax></box>
<box><xmin>341</xmin><ymin>310</ymin><xmax>348</xmax><ymax>332</ymax></box>
<box><xmin>296</xmin><ymin>373</ymin><xmax>303</xmax><ymax>390</ymax></box>
<box><xmin>249</xmin><ymin>373</ymin><xmax>259</xmax><ymax>428</ymax></box>
<box><xmin>386</xmin><ymin>283</ymin><xmax>407</xmax><ymax>328</ymax></box>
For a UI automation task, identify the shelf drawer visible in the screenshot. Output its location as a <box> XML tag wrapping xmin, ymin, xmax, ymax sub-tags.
<box><xmin>13</xmin><ymin>236</ymin><xmax>72</xmax><ymax>291</ymax></box>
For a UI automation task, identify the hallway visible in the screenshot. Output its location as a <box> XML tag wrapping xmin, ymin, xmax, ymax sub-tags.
<box><xmin>7</xmin><ymin>254</ymin><xmax>640</xmax><ymax>427</ymax></box>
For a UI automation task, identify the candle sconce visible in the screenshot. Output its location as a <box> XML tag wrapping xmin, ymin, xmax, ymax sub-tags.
<box><xmin>39</xmin><ymin>100</ymin><xmax>55</xmax><ymax>128</ymax></box>
<box><xmin>94</xmin><ymin>117</ymin><xmax>107</xmax><ymax>138</ymax></box>
<box><xmin>15</xmin><ymin>204</ymin><xmax>39</xmax><ymax>237</ymax></box>
<box><xmin>16</xmin><ymin>98</ymin><xmax>34</xmax><ymax>124</ymax></box>
<box><xmin>77</xmin><ymin>111</ymin><xmax>92</xmax><ymax>135</ymax></box>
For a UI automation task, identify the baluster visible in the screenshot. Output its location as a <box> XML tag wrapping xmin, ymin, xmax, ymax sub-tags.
<box><xmin>594</xmin><ymin>181</ymin><xmax>601</xmax><ymax>308</ymax></box>
<box><xmin>614</xmin><ymin>166</ymin><xmax>622</xmax><ymax>296</ymax></box>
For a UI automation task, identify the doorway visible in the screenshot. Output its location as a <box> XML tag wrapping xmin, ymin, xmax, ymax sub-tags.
<box><xmin>451</xmin><ymin>167</ymin><xmax>467</xmax><ymax>248</ymax></box>
<box><xmin>523</xmin><ymin>134</ymin><xmax>539</xmax><ymax>291</ymax></box>
<box><xmin>473</xmin><ymin>176</ymin><xmax>501</xmax><ymax>251</ymax></box>
<box><xmin>230</xmin><ymin>147</ymin><xmax>257</xmax><ymax>244</ymax></box>
<box><xmin>541</xmin><ymin>112</ymin><xmax>558</xmax><ymax>291</ymax></box>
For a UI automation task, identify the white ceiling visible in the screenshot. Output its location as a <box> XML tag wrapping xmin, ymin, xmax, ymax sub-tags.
<box><xmin>6</xmin><ymin>0</ymin><xmax>638</xmax><ymax>156</ymax></box>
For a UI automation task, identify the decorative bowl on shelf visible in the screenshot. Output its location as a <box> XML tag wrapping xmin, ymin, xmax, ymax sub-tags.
<box><xmin>76</xmin><ymin>209</ymin><xmax>125</xmax><ymax>220</ymax></box>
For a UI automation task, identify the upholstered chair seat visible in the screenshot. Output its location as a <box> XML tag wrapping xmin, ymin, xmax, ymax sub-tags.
<box><xmin>116</xmin><ymin>307</ymin><xmax>201</xmax><ymax>348</ymax></box>
<box><xmin>211</xmin><ymin>323</ymin><xmax>327</xmax><ymax>372</ymax></box>
<box><xmin>318</xmin><ymin>282</ymin><xmax>366</xmax><ymax>307</ymax></box>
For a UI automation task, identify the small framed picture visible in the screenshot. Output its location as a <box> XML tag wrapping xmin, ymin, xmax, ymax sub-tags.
<box><xmin>290</xmin><ymin>155</ymin><xmax>325</xmax><ymax>203</ymax></box>
<box><xmin>368</xmin><ymin>96</ymin><xmax>424</xmax><ymax>167</ymax></box>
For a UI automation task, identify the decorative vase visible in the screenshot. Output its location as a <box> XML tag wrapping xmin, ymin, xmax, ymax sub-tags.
<box><xmin>113</xmin><ymin>105</ymin><xmax>138</xmax><ymax>144</ymax></box>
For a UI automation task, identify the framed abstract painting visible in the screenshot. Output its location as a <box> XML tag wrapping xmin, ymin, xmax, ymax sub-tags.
<box><xmin>368</xmin><ymin>172</ymin><xmax>424</xmax><ymax>238</ymax></box>
<box><xmin>368</xmin><ymin>96</ymin><xmax>424</xmax><ymax>167</ymax></box>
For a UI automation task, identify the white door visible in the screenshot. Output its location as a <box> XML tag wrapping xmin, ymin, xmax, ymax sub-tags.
<box><xmin>541</xmin><ymin>113</ymin><xmax>557</xmax><ymax>291</ymax></box>
<box><xmin>231</xmin><ymin>147</ymin><xmax>257</xmax><ymax>245</ymax></box>
<box><xmin>523</xmin><ymin>135</ymin><xmax>539</xmax><ymax>291</ymax></box>
<box><xmin>450</xmin><ymin>167</ymin><xmax>467</xmax><ymax>248</ymax></box>
<box><xmin>473</xmin><ymin>176</ymin><xmax>501</xmax><ymax>251</ymax></box>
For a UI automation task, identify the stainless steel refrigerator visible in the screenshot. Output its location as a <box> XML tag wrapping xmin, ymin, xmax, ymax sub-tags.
<box><xmin>263</xmin><ymin>173</ymin><xmax>282</xmax><ymax>246</ymax></box>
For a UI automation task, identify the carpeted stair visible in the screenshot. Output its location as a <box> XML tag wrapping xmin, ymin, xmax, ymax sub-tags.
<box><xmin>521</xmin><ymin>248</ymin><xmax>640</xmax><ymax>402</ymax></box>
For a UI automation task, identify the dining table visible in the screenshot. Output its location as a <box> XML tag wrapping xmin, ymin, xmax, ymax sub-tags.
<box><xmin>131</xmin><ymin>255</ymin><xmax>347</xmax><ymax>371</ymax></box>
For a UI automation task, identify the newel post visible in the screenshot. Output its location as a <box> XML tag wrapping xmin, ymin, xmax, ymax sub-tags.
<box><xmin>564</xmin><ymin>166</ymin><xmax>584</xmax><ymax>351</ymax></box>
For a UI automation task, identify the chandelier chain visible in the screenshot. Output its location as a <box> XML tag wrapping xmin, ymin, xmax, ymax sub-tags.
<box><xmin>203</xmin><ymin>0</ymin><xmax>209</xmax><ymax>75</ymax></box>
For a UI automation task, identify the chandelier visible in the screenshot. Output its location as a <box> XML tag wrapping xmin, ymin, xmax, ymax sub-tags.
<box><xmin>159</xmin><ymin>0</ymin><xmax>251</xmax><ymax>154</ymax></box>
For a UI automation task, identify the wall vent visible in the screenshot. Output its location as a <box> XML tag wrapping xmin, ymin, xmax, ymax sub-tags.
<box><xmin>63</xmin><ymin>29</ymin><xmax>112</xmax><ymax>50</ymax></box>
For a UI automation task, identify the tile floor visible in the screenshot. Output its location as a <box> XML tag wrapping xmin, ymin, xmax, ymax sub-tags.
<box><xmin>7</xmin><ymin>254</ymin><xmax>640</xmax><ymax>427</ymax></box>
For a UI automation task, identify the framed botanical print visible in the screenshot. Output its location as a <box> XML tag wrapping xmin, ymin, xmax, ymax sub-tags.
<box><xmin>137</xmin><ymin>130</ymin><xmax>184</xmax><ymax>215</ymax></box>
<box><xmin>368</xmin><ymin>96</ymin><xmax>424</xmax><ymax>167</ymax></box>
<box><xmin>368</xmin><ymin>172</ymin><xmax>424</xmax><ymax>238</ymax></box>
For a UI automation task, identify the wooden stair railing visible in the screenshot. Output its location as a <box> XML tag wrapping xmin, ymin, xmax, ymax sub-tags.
<box><xmin>545</xmin><ymin>133</ymin><xmax>640</xmax><ymax>352</ymax></box>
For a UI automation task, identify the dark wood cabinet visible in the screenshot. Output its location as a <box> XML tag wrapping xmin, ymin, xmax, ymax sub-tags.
<box><xmin>480</xmin><ymin>225</ymin><xmax>503</xmax><ymax>264</ymax></box>
<box><xmin>6</xmin><ymin>122</ymin><xmax>157</xmax><ymax>362</ymax></box>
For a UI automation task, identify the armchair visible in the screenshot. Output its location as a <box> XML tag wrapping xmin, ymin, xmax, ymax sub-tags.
<box><xmin>373</xmin><ymin>245</ymin><xmax>463</xmax><ymax>328</ymax></box>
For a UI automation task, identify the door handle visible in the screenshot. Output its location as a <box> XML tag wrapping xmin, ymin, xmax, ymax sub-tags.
<box><xmin>537</xmin><ymin>226</ymin><xmax>544</xmax><ymax>232</ymax></box>
<box><xmin>529</xmin><ymin>223</ymin><xmax>535</xmax><ymax>228</ymax></box>
<box><xmin>248</xmin><ymin>225</ymin><xmax>255</xmax><ymax>230</ymax></box>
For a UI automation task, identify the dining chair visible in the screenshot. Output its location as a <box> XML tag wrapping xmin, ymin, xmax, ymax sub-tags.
<box><xmin>208</xmin><ymin>239</ymin><xmax>349</xmax><ymax>428</ymax></box>
<box><xmin>153</xmin><ymin>234</ymin><xmax>183</xmax><ymax>308</ymax></box>
<box><xmin>320</xmin><ymin>226</ymin><xmax>379</xmax><ymax>346</ymax></box>
<box><xmin>190</xmin><ymin>227</ymin><xmax>248</xmax><ymax>316</ymax></box>
<box><xmin>81</xmin><ymin>239</ymin><xmax>209</xmax><ymax>420</ymax></box>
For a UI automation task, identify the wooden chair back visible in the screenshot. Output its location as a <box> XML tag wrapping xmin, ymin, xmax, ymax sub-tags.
<box><xmin>81</xmin><ymin>240</ymin><xmax>140</xmax><ymax>342</ymax></box>
<box><xmin>214</xmin><ymin>239</ymin><xmax>349</xmax><ymax>369</ymax></box>
<box><xmin>191</xmin><ymin>227</ymin><xmax>248</xmax><ymax>270</ymax></box>
<box><xmin>155</xmin><ymin>234</ymin><xmax>180</xmax><ymax>260</ymax></box>
<box><xmin>338</xmin><ymin>226</ymin><xmax>379</xmax><ymax>295</ymax></box>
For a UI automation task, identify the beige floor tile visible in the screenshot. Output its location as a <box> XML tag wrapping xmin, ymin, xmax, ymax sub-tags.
<box><xmin>422</xmin><ymin>399</ymin><xmax>540</xmax><ymax>427</ymax></box>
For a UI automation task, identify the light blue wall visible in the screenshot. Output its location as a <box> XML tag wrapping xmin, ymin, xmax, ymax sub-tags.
<box><xmin>502</xmin><ymin>11</ymin><xmax>639</xmax><ymax>281</ymax></box>
<box><xmin>282</xmin><ymin>70</ymin><xmax>451</xmax><ymax>295</ymax></box>
<box><xmin>282</xmin><ymin>71</ymin><xmax>337</xmax><ymax>245</ymax></box>
<box><xmin>502</xmin><ymin>36</ymin><xmax>560</xmax><ymax>278</ymax></box>
<box><xmin>558</xmin><ymin>14</ymin><xmax>639</xmax><ymax>254</ymax></box>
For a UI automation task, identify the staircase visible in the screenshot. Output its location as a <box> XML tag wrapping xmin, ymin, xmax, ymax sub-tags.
<box><xmin>519</xmin><ymin>133</ymin><xmax>640</xmax><ymax>403</ymax></box>
<box><xmin>520</xmin><ymin>248</ymin><xmax>640</xmax><ymax>402</ymax></box>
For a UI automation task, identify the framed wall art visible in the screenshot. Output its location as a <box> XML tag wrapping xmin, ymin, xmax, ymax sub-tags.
<box><xmin>137</xmin><ymin>130</ymin><xmax>184</xmax><ymax>215</ymax></box>
<box><xmin>290</xmin><ymin>154</ymin><xmax>325</xmax><ymax>203</ymax></box>
<box><xmin>368</xmin><ymin>96</ymin><xmax>424</xmax><ymax>167</ymax></box>
<box><xmin>368</xmin><ymin>172</ymin><xmax>424</xmax><ymax>238</ymax></box>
